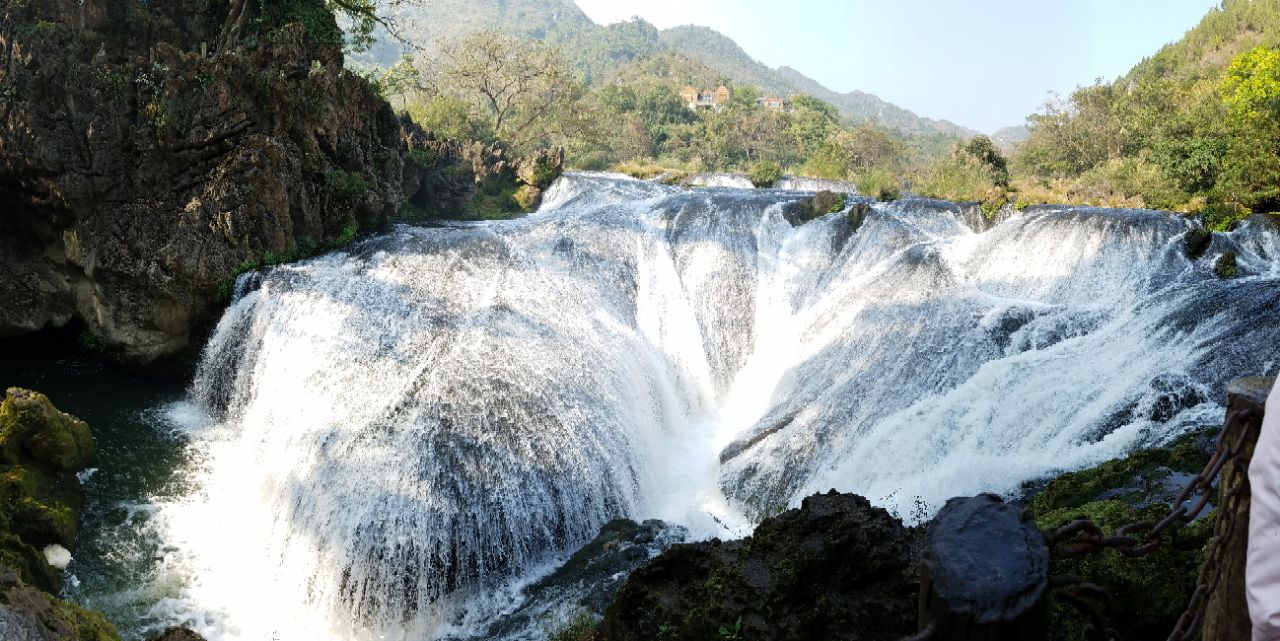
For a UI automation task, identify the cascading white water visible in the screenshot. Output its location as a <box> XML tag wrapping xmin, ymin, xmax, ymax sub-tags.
<box><xmin>772</xmin><ymin>176</ymin><xmax>861</xmax><ymax>193</ymax></box>
<box><xmin>151</xmin><ymin>173</ymin><xmax>1280</xmax><ymax>641</ymax></box>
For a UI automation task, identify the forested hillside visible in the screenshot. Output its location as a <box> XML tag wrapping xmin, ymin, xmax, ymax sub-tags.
<box><xmin>360</xmin><ymin>0</ymin><xmax>973</xmax><ymax>137</ymax></box>
<box><xmin>1013</xmin><ymin>0</ymin><xmax>1280</xmax><ymax>227</ymax></box>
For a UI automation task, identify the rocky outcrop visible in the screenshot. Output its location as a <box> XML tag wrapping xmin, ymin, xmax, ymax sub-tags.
<box><xmin>0</xmin><ymin>566</ymin><xmax>119</xmax><ymax>641</ymax></box>
<box><xmin>483</xmin><ymin>519</ymin><xmax>685</xmax><ymax>639</ymax></box>
<box><xmin>0</xmin><ymin>388</ymin><xmax>119</xmax><ymax>641</ymax></box>
<box><xmin>145</xmin><ymin>626</ymin><xmax>207</xmax><ymax>641</ymax></box>
<box><xmin>596</xmin><ymin>491</ymin><xmax>917</xmax><ymax>641</ymax></box>
<box><xmin>0</xmin><ymin>0</ymin><xmax>440</xmax><ymax>367</ymax></box>
<box><xmin>401</xmin><ymin>137</ymin><xmax>564</xmax><ymax>218</ymax></box>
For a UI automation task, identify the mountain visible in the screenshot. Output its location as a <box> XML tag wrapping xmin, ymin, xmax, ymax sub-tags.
<box><xmin>363</xmin><ymin>0</ymin><xmax>977</xmax><ymax>137</ymax></box>
<box><xmin>991</xmin><ymin>125</ymin><xmax>1030</xmax><ymax>151</ymax></box>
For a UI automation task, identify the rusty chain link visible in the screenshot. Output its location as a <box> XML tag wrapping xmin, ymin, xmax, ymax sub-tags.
<box><xmin>1045</xmin><ymin>407</ymin><xmax>1262</xmax><ymax>641</ymax></box>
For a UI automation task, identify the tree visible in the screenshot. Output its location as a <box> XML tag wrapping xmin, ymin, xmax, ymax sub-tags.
<box><xmin>1219</xmin><ymin>46</ymin><xmax>1280</xmax><ymax>211</ymax></box>
<box><xmin>959</xmin><ymin>136</ymin><xmax>1009</xmax><ymax>187</ymax></box>
<box><xmin>218</xmin><ymin>0</ymin><xmax>420</xmax><ymax>52</ymax></box>
<box><xmin>381</xmin><ymin>54</ymin><xmax>422</xmax><ymax>111</ymax></box>
<box><xmin>437</xmin><ymin>31</ymin><xmax>579</xmax><ymax>144</ymax></box>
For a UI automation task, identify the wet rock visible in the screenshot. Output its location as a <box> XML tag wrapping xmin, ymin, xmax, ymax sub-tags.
<box><xmin>799</xmin><ymin>190</ymin><xmax>848</xmax><ymax>222</ymax></box>
<box><xmin>145</xmin><ymin>626</ymin><xmax>207</xmax><ymax>641</ymax></box>
<box><xmin>482</xmin><ymin>519</ymin><xmax>686</xmax><ymax>639</ymax></box>
<box><xmin>1215</xmin><ymin>251</ymin><xmax>1238</xmax><ymax>278</ymax></box>
<box><xmin>597</xmin><ymin>491</ymin><xmax>917</xmax><ymax>641</ymax></box>
<box><xmin>1183</xmin><ymin>227</ymin><xmax>1212</xmax><ymax>260</ymax></box>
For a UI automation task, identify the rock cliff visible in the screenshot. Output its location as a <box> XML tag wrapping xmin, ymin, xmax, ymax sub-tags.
<box><xmin>0</xmin><ymin>0</ymin><xmax>434</xmax><ymax>367</ymax></box>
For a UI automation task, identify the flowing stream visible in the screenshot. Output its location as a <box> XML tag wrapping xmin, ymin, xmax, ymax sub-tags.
<box><xmin>54</xmin><ymin>173</ymin><xmax>1280</xmax><ymax>640</ymax></box>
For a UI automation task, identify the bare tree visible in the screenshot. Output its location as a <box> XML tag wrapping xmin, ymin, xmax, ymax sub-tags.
<box><xmin>436</xmin><ymin>30</ymin><xmax>577</xmax><ymax>141</ymax></box>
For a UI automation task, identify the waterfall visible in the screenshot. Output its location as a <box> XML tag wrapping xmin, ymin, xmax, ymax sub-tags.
<box><xmin>156</xmin><ymin>173</ymin><xmax>1280</xmax><ymax>641</ymax></box>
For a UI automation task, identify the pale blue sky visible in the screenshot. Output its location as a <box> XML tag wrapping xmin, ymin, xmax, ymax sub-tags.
<box><xmin>573</xmin><ymin>0</ymin><xmax>1222</xmax><ymax>133</ymax></box>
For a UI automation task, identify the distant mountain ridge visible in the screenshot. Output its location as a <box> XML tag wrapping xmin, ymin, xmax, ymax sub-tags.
<box><xmin>365</xmin><ymin>0</ymin><xmax>979</xmax><ymax>137</ymax></box>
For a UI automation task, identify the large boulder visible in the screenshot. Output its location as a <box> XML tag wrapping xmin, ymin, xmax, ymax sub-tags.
<box><xmin>0</xmin><ymin>389</ymin><xmax>96</xmax><ymax>590</ymax></box>
<box><xmin>0</xmin><ymin>389</ymin><xmax>94</xmax><ymax>474</ymax></box>
<box><xmin>597</xmin><ymin>491</ymin><xmax>917</xmax><ymax>641</ymax></box>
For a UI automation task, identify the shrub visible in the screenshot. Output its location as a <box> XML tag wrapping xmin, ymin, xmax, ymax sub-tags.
<box><xmin>800</xmin><ymin>190</ymin><xmax>847</xmax><ymax>221</ymax></box>
<box><xmin>326</xmin><ymin>170</ymin><xmax>368</xmax><ymax>202</ymax></box>
<box><xmin>514</xmin><ymin>184</ymin><xmax>542</xmax><ymax>211</ymax></box>
<box><xmin>749</xmin><ymin>160</ymin><xmax>783</xmax><ymax>188</ymax></box>
<box><xmin>855</xmin><ymin>168</ymin><xmax>900</xmax><ymax>201</ymax></box>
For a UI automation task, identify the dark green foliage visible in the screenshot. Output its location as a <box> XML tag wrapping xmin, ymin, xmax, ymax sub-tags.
<box><xmin>800</xmin><ymin>190</ymin><xmax>847</xmax><ymax>221</ymax></box>
<box><xmin>1215</xmin><ymin>251</ymin><xmax>1239</xmax><ymax>278</ymax></box>
<box><xmin>961</xmin><ymin>135</ymin><xmax>1009</xmax><ymax>187</ymax></box>
<box><xmin>325</xmin><ymin>169</ymin><xmax>369</xmax><ymax>201</ymax></box>
<box><xmin>1014</xmin><ymin>1</ymin><xmax>1280</xmax><ymax>221</ymax></box>
<box><xmin>469</xmin><ymin>178</ymin><xmax>523</xmax><ymax>219</ymax></box>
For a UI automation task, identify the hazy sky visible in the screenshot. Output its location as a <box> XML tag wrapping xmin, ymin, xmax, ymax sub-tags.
<box><xmin>572</xmin><ymin>0</ymin><xmax>1221</xmax><ymax>133</ymax></box>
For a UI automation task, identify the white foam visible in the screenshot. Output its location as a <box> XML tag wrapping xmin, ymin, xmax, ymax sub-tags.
<box><xmin>43</xmin><ymin>544</ymin><xmax>72</xmax><ymax>570</ymax></box>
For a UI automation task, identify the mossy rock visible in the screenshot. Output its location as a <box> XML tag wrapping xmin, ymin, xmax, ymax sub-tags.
<box><xmin>10</xmin><ymin>496</ymin><xmax>78</xmax><ymax>549</ymax></box>
<box><xmin>1029</xmin><ymin>429</ymin><xmax>1210</xmax><ymax>516</ymax></box>
<box><xmin>0</xmin><ymin>565</ymin><xmax>121</xmax><ymax>641</ymax></box>
<box><xmin>0</xmin><ymin>388</ymin><xmax>94</xmax><ymax>473</ymax></box>
<box><xmin>1029</xmin><ymin>430</ymin><xmax>1217</xmax><ymax>640</ymax></box>
<box><xmin>1215</xmin><ymin>251</ymin><xmax>1238</xmax><ymax>278</ymax></box>
<box><xmin>0</xmin><ymin>532</ymin><xmax>60</xmax><ymax>594</ymax></box>
<box><xmin>799</xmin><ymin>190</ymin><xmax>847</xmax><ymax>221</ymax></box>
<box><xmin>1183</xmin><ymin>227</ymin><xmax>1212</xmax><ymax>259</ymax></box>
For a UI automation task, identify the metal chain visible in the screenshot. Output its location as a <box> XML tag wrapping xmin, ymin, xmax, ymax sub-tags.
<box><xmin>1045</xmin><ymin>407</ymin><xmax>1262</xmax><ymax>641</ymax></box>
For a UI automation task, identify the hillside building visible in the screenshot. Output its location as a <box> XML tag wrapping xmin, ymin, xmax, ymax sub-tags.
<box><xmin>681</xmin><ymin>85</ymin><xmax>731</xmax><ymax>111</ymax></box>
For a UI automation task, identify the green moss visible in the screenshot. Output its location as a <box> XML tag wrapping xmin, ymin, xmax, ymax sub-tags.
<box><xmin>1030</xmin><ymin>429</ymin><xmax>1217</xmax><ymax>640</ymax></box>
<box><xmin>1215</xmin><ymin>251</ymin><xmax>1238</xmax><ymax>278</ymax></box>
<box><xmin>547</xmin><ymin>611</ymin><xmax>598</xmax><ymax>641</ymax></box>
<box><xmin>1030</xmin><ymin>429</ymin><xmax>1211</xmax><ymax>516</ymax></box>
<box><xmin>0</xmin><ymin>389</ymin><xmax>95</xmax><ymax>472</ymax></box>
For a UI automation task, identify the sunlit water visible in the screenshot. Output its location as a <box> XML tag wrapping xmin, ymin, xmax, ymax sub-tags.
<box><xmin>11</xmin><ymin>173</ymin><xmax>1280</xmax><ymax>641</ymax></box>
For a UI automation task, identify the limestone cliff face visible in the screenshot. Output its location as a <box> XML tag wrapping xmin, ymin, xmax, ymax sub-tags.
<box><xmin>0</xmin><ymin>0</ymin><xmax>432</xmax><ymax>367</ymax></box>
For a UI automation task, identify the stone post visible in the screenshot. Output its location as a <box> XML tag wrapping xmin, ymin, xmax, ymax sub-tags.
<box><xmin>918</xmin><ymin>494</ymin><xmax>1050</xmax><ymax>640</ymax></box>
